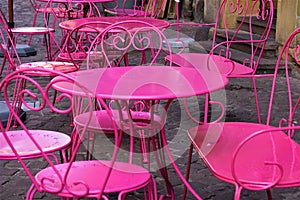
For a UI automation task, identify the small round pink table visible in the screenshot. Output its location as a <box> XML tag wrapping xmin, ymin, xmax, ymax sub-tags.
<box><xmin>59</xmin><ymin>16</ymin><xmax>170</xmax><ymax>32</ymax></box>
<box><xmin>52</xmin><ymin>66</ymin><xmax>228</xmax><ymax>199</ymax></box>
<box><xmin>53</xmin><ymin>66</ymin><xmax>227</xmax><ymax>99</ymax></box>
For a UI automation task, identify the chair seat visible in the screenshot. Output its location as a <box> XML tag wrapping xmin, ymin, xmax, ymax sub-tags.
<box><xmin>167</xmin><ymin>53</ymin><xmax>254</xmax><ymax>76</ymax></box>
<box><xmin>17</xmin><ymin>61</ymin><xmax>78</xmax><ymax>76</ymax></box>
<box><xmin>35</xmin><ymin>160</ymin><xmax>151</xmax><ymax>195</ymax></box>
<box><xmin>58</xmin><ymin>52</ymin><xmax>88</xmax><ymax>62</ymax></box>
<box><xmin>11</xmin><ymin>27</ymin><xmax>55</xmax><ymax>34</ymax></box>
<box><xmin>188</xmin><ymin>122</ymin><xmax>300</xmax><ymax>187</ymax></box>
<box><xmin>0</xmin><ymin>130</ymin><xmax>71</xmax><ymax>159</ymax></box>
<box><xmin>74</xmin><ymin>110</ymin><xmax>162</xmax><ymax>132</ymax></box>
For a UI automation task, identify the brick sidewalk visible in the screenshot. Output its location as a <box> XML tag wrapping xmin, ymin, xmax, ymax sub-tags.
<box><xmin>1</xmin><ymin>1</ymin><xmax>300</xmax><ymax>199</ymax></box>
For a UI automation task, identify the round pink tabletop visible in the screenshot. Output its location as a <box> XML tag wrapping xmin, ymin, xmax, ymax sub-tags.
<box><xmin>59</xmin><ymin>16</ymin><xmax>170</xmax><ymax>32</ymax></box>
<box><xmin>53</xmin><ymin>66</ymin><xmax>228</xmax><ymax>100</ymax></box>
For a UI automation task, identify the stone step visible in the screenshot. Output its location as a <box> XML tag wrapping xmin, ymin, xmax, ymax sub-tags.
<box><xmin>188</xmin><ymin>40</ymin><xmax>279</xmax><ymax>72</ymax></box>
<box><xmin>237</xmin><ymin>16</ymin><xmax>277</xmax><ymax>39</ymax></box>
<box><xmin>214</xmin><ymin>29</ymin><xmax>279</xmax><ymax>58</ymax></box>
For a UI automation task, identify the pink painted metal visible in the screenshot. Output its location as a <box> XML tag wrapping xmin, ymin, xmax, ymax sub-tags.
<box><xmin>0</xmin><ymin>67</ymin><xmax>157</xmax><ymax>200</ymax></box>
<box><xmin>187</xmin><ymin>27</ymin><xmax>300</xmax><ymax>200</ymax></box>
<box><xmin>166</xmin><ymin>0</ymin><xmax>274</xmax><ymax>123</ymax></box>
<box><xmin>59</xmin><ymin>20</ymin><xmax>171</xmax><ymax>162</ymax></box>
<box><xmin>0</xmin><ymin>68</ymin><xmax>77</xmax><ymax>161</ymax></box>
<box><xmin>58</xmin><ymin>17</ymin><xmax>169</xmax><ymax>66</ymax></box>
<box><xmin>0</xmin><ymin>8</ymin><xmax>56</xmax><ymax>76</ymax></box>
<box><xmin>94</xmin><ymin>20</ymin><xmax>172</xmax><ymax>68</ymax></box>
<box><xmin>52</xmin><ymin>65</ymin><xmax>228</xmax><ymax>199</ymax></box>
<box><xmin>28</xmin><ymin>0</ymin><xmax>58</xmax><ymax>44</ymax></box>
<box><xmin>43</xmin><ymin>0</ymin><xmax>107</xmax><ymax>20</ymax></box>
<box><xmin>0</xmin><ymin>22</ymin><xmax>78</xmax><ymax>75</ymax></box>
<box><xmin>0</xmin><ymin>21</ymin><xmax>79</xmax><ymax>128</ymax></box>
<box><xmin>103</xmin><ymin>0</ymin><xmax>168</xmax><ymax>19</ymax></box>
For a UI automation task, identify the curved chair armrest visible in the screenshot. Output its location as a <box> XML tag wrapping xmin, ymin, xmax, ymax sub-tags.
<box><xmin>183</xmin><ymin>96</ymin><xmax>225</xmax><ymax>125</ymax></box>
<box><xmin>231</xmin><ymin>125</ymin><xmax>300</xmax><ymax>191</ymax></box>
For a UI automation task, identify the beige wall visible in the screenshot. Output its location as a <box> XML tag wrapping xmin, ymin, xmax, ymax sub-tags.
<box><xmin>276</xmin><ymin>0</ymin><xmax>299</xmax><ymax>45</ymax></box>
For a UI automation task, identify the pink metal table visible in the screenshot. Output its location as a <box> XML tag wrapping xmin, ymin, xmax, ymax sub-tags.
<box><xmin>59</xmin><ymin>16</ymin><xmax>170</xmax><ymax>32</ymax></box>
<box><xmin>52</xmin><ymin>66</ymin><xmax>228</xmax><ymax>199</ymax></box>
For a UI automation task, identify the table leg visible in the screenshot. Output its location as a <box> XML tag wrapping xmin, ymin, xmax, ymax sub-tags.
<box><xmin>158</xmin><ymin>99</ymin><xmax>202</xmax><ymax>200</ymax></box>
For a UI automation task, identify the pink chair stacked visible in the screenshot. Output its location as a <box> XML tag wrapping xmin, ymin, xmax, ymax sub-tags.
<box><xmin>186</xmin><ymin>27</ymin><xmax>300</xmax><ymax>200</ymax></box>
<box><xmin>166</xmin><ymin>0</ymin><xmax>274</xmax><ymax>123</ymax></box>
<box><xmin>0</xmin><ymin>67</ymin><xmax>157</xmax><ymax>199</ymax></box>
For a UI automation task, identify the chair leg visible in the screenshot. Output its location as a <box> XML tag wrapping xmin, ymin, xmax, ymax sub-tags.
<box><xmin>266</xmin><ymin>189</ymin><xmax>272</xmax><ymax>200</ymax></box>
<box><xmin>148</xmin><ymin>176</ymin><xmax>158</xmax><ymax>200</ymax></box>
<box><xmin>234</xmin><ymin>185</ymin><xmax>242</xmax><ymax>200</ymax></box>
<box><xmin>252</xmin><ymin>77</ymin><xmax>261</xmax><ymax>123</ymax></box>
<box><xmin>28</xmin><ymin>12</ymin><xmax>38</xmax><ymax>45</ymax></box>
<box><xmin>151</xmin><ymin>132</ymin><xmax>174</xmax><ymax>200</ymax></box>
<box><xmin>26</xmin><ymin>184</ymin><xmax>37</xmax><ymax>200</ymax></box>
<box><xmin>50</xmin><ymin>89</ymin><xmax>58</xmax><ymax>113</ymax></box>
<box><xmin>85</xmin><ymin>132</ymin><xmax>95</xmax><ymax>160</ymax></box>
<box><xmin>182</xmin><ymin>143</ymin><xmax>194</xmax><ymax>200</ymax></box>
<box><xmin>0</xmin><ymin>56</ymin><xmax>7</xmax><ymax>78</ymax></box>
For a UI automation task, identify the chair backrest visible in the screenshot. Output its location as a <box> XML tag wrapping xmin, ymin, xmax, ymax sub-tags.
<box><xmin>45</xmin><ymin>0</ymin><xmax>101</xmax><ymax>20</ymax></box>
<box><xmin>103</xmin><ymin>0</ymin><xmax>167</xmax><ymax>19</ymax></box>
<box><xmin>210</xmin><ymin>0</ymin><xmax>274</xmax><ymax>73</ymax></box>
<box><xmin>86</xmin><ymin>20</ymin><xmax>173</xmax><ymax>69</ymax></box>
<box><xmin>58</xmin><ymin>21</ymin><xmax>113</xmax><ymax>68</ymax></box>
<box><xmin>0</xmin><ymin>67</ymin><xmax>120</xmax><ymax>198</ymax></box>
<box><xmin>266</xmin><ymin>27</ymin><xmax>300</xmax><ymax>126</ymax></box>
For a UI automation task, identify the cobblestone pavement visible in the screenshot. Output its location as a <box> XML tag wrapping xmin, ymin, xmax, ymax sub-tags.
<box><xmin>1</xmin><ymin>1</ymin><xmax>300</xmax><ymax>200</ymax></box>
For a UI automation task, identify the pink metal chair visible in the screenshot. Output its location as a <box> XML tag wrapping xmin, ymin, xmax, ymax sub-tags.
<box><xmin>0</xmin><ymin>21</ymin><xmax>79</xmax><ymax>128</ymax></box>
<box><xmin>57</xmin><ymin>21</ymin><xmax>113</xmax><ymax>68</ymax></box>
<box><xmin>28</xmin><ymin>0</ymin><xmax>59</xmax><ymax>45</ymax></box>
<box><xmin>0</xmin><ymin>7</ymin><xmax>55</xmax><ymax>64</ymax></box>
<box><xmin>186</xmin><ymin>27</ymin><xmax>300</xmax><ymax>199</ymax></box>
<box><xmin>0</xmin><ymin>67</ymin><xmax>157</xmax><ymax>200</ymax></box>
<box><xmin>0</xmin><ymin>22</ymin><xmax>78</xmax><ymax>77</ymax></box>
<box><xmin>165</xmin><ymin>0</ymin><xmax>274</xmax><ymax>123</ymax></box>
<box><xmin>0</xmin><ymin>68</ymin><xmax>75</xmax><ymax>162</ymax></box>
<box><xmin>103</xmin><ymin>0</ymin><xmax>167</xmax><ymax>19</ymax></box>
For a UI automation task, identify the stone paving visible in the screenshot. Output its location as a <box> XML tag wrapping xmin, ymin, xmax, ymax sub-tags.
<box><xmin>1</xmin><ymin>1</ymin><xmax>300</xmax><ymax>199</ymax></box>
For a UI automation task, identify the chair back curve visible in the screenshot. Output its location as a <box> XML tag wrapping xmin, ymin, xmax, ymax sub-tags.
<box><xmin>266</xmin><ymin>27</ymin><xmax>300</xmax><ymax>126</ymax></box>
<box><xmin>209</xmin><ymin>0</ymin><xmax>274</xmax><ymax>74</ymax></box>
<box><xmin>88</xmin><ymin>20</ymin><xmax>173</xmax><ymax>69</ymax></box>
